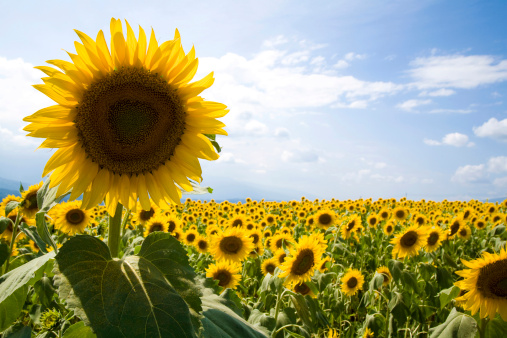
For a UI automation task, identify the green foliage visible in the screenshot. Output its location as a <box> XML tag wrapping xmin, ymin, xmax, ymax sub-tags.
<box><xmin>429</xmin><ymin>308</ymin><xmax>477</xmax><ymax>338</ymax></box>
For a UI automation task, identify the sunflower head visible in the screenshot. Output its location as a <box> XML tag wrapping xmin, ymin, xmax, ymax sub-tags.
<box><xmin>390</xmin><ymin>225</ymin><xmax>427</xmax><ymax>259</ymax></box>
<box><xmin>261</xmin><ymin>257</ymin><xmax>278</xmax><ymax>276</ymax></box>
<box><xmin>340</xmin><ymin>268</ymin><xmax>365</xmax><ymax>296</ymax></box>
<box><xmin>209</xmin><ymin>227</ymin><xmax>254</xmax><ymax>263</ymax></box>
<box><xmin>54</xmin><ymin>201</ymin><xmax>91</xmax><ymax>235</ymax></box>
<box><xmin>20</xmin><ymin>182</ymin><xmax>43</xmax><ymax>218</ymax></box>
<box><xmin>205</xmin><ymin>260</ymin><xmax>242</xmax><ymax>292</ymax></box>
<box><xmin>24</xmin><ymin>19</ymin><xmax>228</xmax><ymax>215</ymax></box>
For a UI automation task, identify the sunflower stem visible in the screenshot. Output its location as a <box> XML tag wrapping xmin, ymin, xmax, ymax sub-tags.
<box><xmin>478</xmin><ymin>317</ymin><xmax>489</xmax><ymax>338</ymax></box>
<box><xmin>108</xmin><ymin>203</ymin><xmax>124</xmax><ymax>258</ymax></box>
<box><xmin>3</xmin><ymin>211</ymin><xmax>21</xmax><ymax>274</ymax></box>
<box><xmin>272</xmin><ymin>289</ymin><xmax>288</xmax><ymax>337</ymax></box>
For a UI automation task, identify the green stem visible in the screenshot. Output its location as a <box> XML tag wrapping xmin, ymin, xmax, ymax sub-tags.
<box><xmin>272</xmin><ymin>289</ymin><xmax>288</xmax><ymax>337</ymax></box>
<box><xmin>3</xmin><ymin>212</ymin><xmax>21</xmax><ymax>274</ymax></box>
<box><xmin>478</xmin><ymin>317</ymin><xmax>489</xmax><ymax>338</ymax></box>
<box><xmin>120</xmin><ymin>208</ymin><xmax>131</xmax><ymax>238</ymax></box>
<box><xmin>108</xmin><ymin>203</ymin><xmax>124</xmax><ymax>258</ymax></box>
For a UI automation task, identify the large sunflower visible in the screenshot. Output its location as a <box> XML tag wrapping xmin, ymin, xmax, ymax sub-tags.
<box><xmin>23</xmin><ymin>19</ymin><xmax>228</xmax><ymax>215</ymax></box>
<box><xmin>278</xmin><ymin>235</ymin><xmax>325</xmax><ymax>286</ymax></box>
<box><xmin>454</xmin><ymin>247</ymin><xmax>507</xmax><ymax>321</ymax></box>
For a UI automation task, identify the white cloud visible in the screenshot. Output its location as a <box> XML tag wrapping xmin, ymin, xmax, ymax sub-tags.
<box><xmin>473</xmin><ymin>117</ymin><xmax>507</xmax><ymax>141</ymax></box>
<box><xmin>262</xmin><ymin>35</ymin><xmax>288</xmax><ymax>48</ymax></box>
<box><xmin>341</xmin><ymin>169</ymin><xmax>371</xmax><ymax>183</ymax></box>
<box><xmin>424</xmin><ymin>132</ymin><xmax>473</xmax><ymax>147</ymax></box>
<box><xmin>451</xmin><ymin>164</ymin><xmax>486</xmax><ymax>184</ymax></box>
<box><xmin>396</xmin><ymin>99</ymin><xmax>432</xmax><ymax>112</ymax></box>
<box><xmin>216</xmin><ymin>152</ymin><xmax>246</xmax><ymax>164</ymax></box>
<box><xmin>493</xmin><ymin>176</ymin><xmax>507</xmax><ymax>186</ymax></box>
<box><xmin>244</xmin><ymin>120</ymin><xmax>269</xmax><ymax>135</ymax></box>
<box><xmin>333</xmin><ymin>60</ymin><xmax>349</xmax><ymax>69</ymax></box>
<box><xmin>409</xmin><ymin>55</ymin><xmax>507</xmax><ymax>89</ymax></box>
<box><xmin>344</xmin><ymin>52</ymin><xmax>367</xmax><ymax>61</ymax></box>
<box><xmin>419</xmin><ymin>88</ymin><xmax>456</xmax><ymax>97</ymax></box>
<box><xmin>429</xmin><ymin>108</ymin><xmax>473</xmax><ymax>114</ymax></box>
<box><xmin>487</xmin><ymin>156</ymin><xmax>507</xmax><ymax>173</ymax></box>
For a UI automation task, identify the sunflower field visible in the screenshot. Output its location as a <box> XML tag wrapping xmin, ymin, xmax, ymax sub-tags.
<box><xmin>0</xmin><ymin>18</ymin><xmax>506</xmax><ymax>338</ymax></box>
<box><xmin>1</xmin><ymin>189</ymin><xmax>507</xmax><ymax>338</ymax></box>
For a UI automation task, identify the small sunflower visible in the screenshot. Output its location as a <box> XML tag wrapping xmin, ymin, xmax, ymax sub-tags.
<box><xmin>274</xmin><ymin>249</ymin><xmax>288</xmax><ymax>265</ymax></box>
<box><xmin>340</xmin><ymin>268</ymin><xmax>364</xmax><ymax>296</ymax></box>
<box><xmin>23</xmin><ymin>19</ymin><xmax>228</xmax><ymax>215</ymax></box>
<box><xmin>366</xmin><ymin>214</ymin><xmax>379</xmax><ymax>228</ymax></box>
<box><xmin>261</xmin><ymin>257</ymin><xmax>278</xmax><ymax>276</ymax></box>
<box><xmin>270</xmin><ymin>232</ymin><xmax>293</xmax><ymax>252</ymax></box>
<box><xmin>314</xmin><ymin>209</ymin><xmax>336</xmax><ymax>229</ymax></box>
<box><xmin>457</xmin><ymin>224</ymin><xmax>471</xmax><ymax>240</ymax></box>
<box><xmin>341</xmin><ymin>215</ymin><xmax>363</xmax><ymax>240</ymax></box>
<box><xmin>318</xmin><ymin>256</ymin><xmax>332</xmax><ymax>272</ymax></box>
<box><xmin>19</xmin><ymin>182</ymin><xmax>43</xmax><ymax>218</ymax></box>
<box><xmin>228</xmin><ymin>214</ymin><xmax>247</xmax><ymax>228</ymax></box>
<box><xmin>183</xmin><ymin>229</ymin><xmax>199</xmax><ymax>246</ymax></box>
<box><xmin>363</xmin><ymin>327</ymin><xmax>374</xmax><ymax>338</ymax></box>
<box><xmin>376</xmin><ymin>266</ymin><xmax>392</xmax><ymax>286</ymax></box>
<box><xmin>392</xmin><ymin>206</ymin><xmax>408</xmax><ymax>222</ymax></box>
<box><xmin>205</xmin><ymin>260</ymin><xmax>242</xmax><ymax>292</ymax></box>
<box><xmin>143</xmin><ymin>215</ymin><xmax>169</xmax><ymax>237</ymax></box>
<box><xmin>423</xmin><ymin>226</ymin><xmax>445</xmax><ymax>253</ymax></box>
<box><xmin>454</xmin><ymin>247</ymin><xmax>507</xmax><ymax>321</ymax></box>
<box><xmin>196</xmin><ymin>236</ymin><xmax>209</xmax><ymax>253</ymax></box>
<box><xmin>132</xmin><ymin>202</ymin><xmax>159</xmax><ymax>226</ymax></box>
<box><xmin>390</xmin><ymin>225</ymin><xmax>427</xmax><ymax>259</ymax></box>
<box><xmin>209</xmin><ymin>227</ymin><xmax>254</xmax><ymax>263</ymax></box>
<box><xmin>278</xmin><ymin>235</ymin><xmax>324</xmax><ymax>287</ymax></box>
<box><xmin>383</xmin><ymin>220</ymin><xmax>395</xmax><ymax>236</ymax></box>
<box><xmin>54</xmin><ymin>201</ymin><xmax>91</xmax><ymax>235</ymax></box>
<box><xmin>447</xmin><ymin>217</ymin><xmax>464</xmax><ymax>238</ymax></box>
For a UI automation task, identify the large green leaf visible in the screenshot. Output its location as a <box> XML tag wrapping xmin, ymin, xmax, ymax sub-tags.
<box><xmin>484</xmin><ymin>316</ymin><xmax>507</xmax><ymax>338</ymax></box>
<box><xmin>62</xmin><ymin>322</ymin><xmax>97</xmax><ymax>338</ymax></box>
<box><xmin>137</xmin><ymin>232</ymin><xmax>202</xmax><ymax>331</ymax></box>
<box><xmin>201</xmin><ymin>287</ymin><xmax>269</xmax><ymax>338</ymax></box>
<box><xmin>429</xmin><ymin>308</ymin><xmax>477</xmax><ymax>338</ymax></box>
<box><xmin>53</xmin><ymin>235</ymin><xmax>196</xmax><ymax>338</ymax></box>
<box><xmin>0</xmin><ymin>251</ymin><xmax>55</xmax><ymax>331</ymax></box>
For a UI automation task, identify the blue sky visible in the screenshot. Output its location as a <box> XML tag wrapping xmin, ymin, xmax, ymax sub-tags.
<box><xmin>0</xmin><ymin>0</ymin><xmax>506</xmax><ymax>201</ymax></box>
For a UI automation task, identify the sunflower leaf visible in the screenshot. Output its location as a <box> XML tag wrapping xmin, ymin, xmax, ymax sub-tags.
<box><xmin>18</xmin><ymin>223</ymin><xmax>48</xmax><ymax>254</ymax></box>
<box><xmin>53</xmin><ymin>235</ymin><xmax>197</xmax><ymax>338</ymax></box>
<box><xmin>37</xmin><ymin>178</ymin><xmax>71</xmax><ymax>214</ymax></box>
<box><xmin>61</xmin><ymin>322</ymin><xmax>97</xmax><ymax>338</ymax></box>
<box><xmin>438</xmin><ymin>286</ymin><xmax>460</xmax><ymax>310</ymax></box>
<box><xmin>485</xmin><ymin>316</ymin><xmax>507</xmax><ymax>337</ymax></box>
<box><xmin>0</xmin><ymin>216</ymin><xmax>10</xmax><ymax>234</ymax></box>
<box><xmin>369</xmin><ymin>272</ymin><xmax>385</xmax><ymax>291</ymax></box>
<box><xmin>5</xmin><ymin>201</ymin><xmax>20</xmax><ymax>217</ymax></box>
<box><xmin>429</xmin><ymin>308</ymin><xmax>477</xmax><ymax>338</ymax></box>
<box><xmin>0</xmin><ymin>242</ymin><xmax>9</xmax><ymax>267</ymax></box>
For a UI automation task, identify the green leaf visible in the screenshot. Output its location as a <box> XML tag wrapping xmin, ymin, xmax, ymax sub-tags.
<box><xmin>35</xmin><ymin>212</ymin><xmax>57</xmax><ymax>252</ymax></box>
<box><xmin>201</xmin><ymin>290</ymin><xmax>269</xmax><ymax>338</ymax></box>
<box><xmin>0</xmin><ymin>251</ymin><xmax>55</xmax><ymax>331</ymax></box>
<box><xmin>246</xmin><ymin>309</ymin><xmax>275</xmax><ymax>333</ymax></box>
<box><xmin>0</xmin><ymin>242</ymin><xmax>9</xmax><ymax>267</ymax></box>
<box><xmin>211</xmin><ymin>141</ymin><xmax>221</xmax><ymax>154</ymax></box>
<box><xmin>62</xmin><ymin>322</ymin><xmax>97</xmax><ymax>338</ymax></box>
<box><xmin>402</xmin><ymin>271</ymin><xmax>419</xmax><ymax>293</ymax></box>
<box><xmin>4</xmin><ymin>325</ymin><xmax>31</xmax><ymax>338</ymax></box>
<box><xmin>484</xmin><ymin>316</ymin><xmax>507</xmax><ymax>338</ymax></box>
<box><xmin>436</xmin><ymin>267</ymin><xmax>454</xmax><ymax>289</ymax></box>
<box><xmin>19</xmin><ymin>224</ymin><xmax>48</xmax><ymax>254</ymax></box>
<box><xmin>491</xmin><ymin>224</ymin><xmax>505</xmax><ymax>236</ymax></box>
<box><xmin>443</xmin><ymin>253</ymin><xmax>459</xmax><ymax>270</ymax></box>
<box><xmin>37</xmin><ymin>178</ymin><xmax>70</xmax><ymax>214</ymax></box>
<box><xmin>0</xmin><ymin>216</ymin><xmax>10</xmax><ymax>234</ymax></box>
<box><xmin>5</xmin><ymin>201</ymin><xmax>19</xmax><ymax>217</ymax></box>
<box><xmin>369</xmin><ymin>272</ymin><xmax>385</xmax><ymax>291</ymax></box>
<box><xmin>33</xmin><ymin>276</ymin><xmax>54</xmax><ymax>308</ymax></box>
<box><xmin>290</xmin><ymin>294</ymin><xmax>313</xmax><ymax>331</ymax></box>
<box><xmin>387</xmin><ymin>260</ymin><xmax>404</xmax><ymax>283</ymax></box>
<box><xmin>429</xmin><ymin>308</ymin><xmax>477</xmax><ymax>338</ymax></box>
<box><xmin>137</xmin><ymin>232</ymin><xmax>203</xmax><ymax>331</ymax></box>
<box><xmin>438</xmin><ymin>286</ymin><xmax>461</xmax><ymax>310</ymax></box>
<box><xmin>207</xmin><ymin>187</ymin><xmax>213</xmax><ymax>194</ymax></box>
<box><xmin>388</xmin><ymin>292</ymin><xmax>409</xmax><ymax>327</ymax></box>
<box><xmin>53</xmin><ymin>235</ymin><xmax>197</xmax><ymax>338</ymax></box>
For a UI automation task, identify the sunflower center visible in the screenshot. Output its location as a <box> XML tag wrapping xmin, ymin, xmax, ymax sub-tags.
<box><xmin>427</xmin><ymin>232</ymin><xmax>440</xmax><ymax>246</ymax></box>
<box><xmin>215</xmin><ymin>270</ymin><xmax>232</xmax><ymax>288</ymax></box>
<box><xmin>232</xmin><ymin>219</ymin><xmax>243</xmax><ymax>227</ymax></box>
<box><xmin>400</xmin><ymin>231</ymin><xmax>418</xmax><ymax>248</ymax></box>
<box><xmin>140</xmin><ymin>208</ymin><xmax>155</xmax><ymax>221</ymax></box>
<box><xmin>477</xmin><ymin>259</ymin><xmax>507</xmax><ymax>299</ymax></box>
<box><xmin>318</xmin><ymin>213</ymin><xmax>332</xmax><ymax>225</ymax></box>
<box><xmin>76</xmin><ymin>66</ymin><xmax>186</xmax><ymax>175</ymax></box>
<box><xmin>386</xmin><ymin>225</ymin><xmax>393</xmax><ymax>233</ymax></box>
<box><xmin>346</xmin><ymin>221</ymin><xmax>356</xmax><ymax>231</ymax></box>
<box><xmin>168</xmin><ymin>221</ymin><xmax>176</xmax><ymax>232</ymax></box>
<box><xmin>395</xmin><ymin>210</ymin><xmax>405</xmax><ymax>219</ymax></box>
<box><xmin>450</xmin><ymin>221</ymin><xmax>460</xmax><ymax>236</ymax></box>
<box><xmin>186</xmin><ymin>233</ymin><xmax>196</xmax><ymax>242</ymax></box>
<box><xmin>198</xmin><ymin>240</ymin><xmax>208</xmax><ymax>250</ymax></box>
<box><xmin>278</xmin><ymin>253</ymin><xmax>286</xmax><ymax>264</ymax></box>
<box><xmin>66</xmin><ymin>209</ymin><xmax>85</xmax><ymax>225</ymax></box>
<box><xmin>369</xmin><ymin>218</ymin><xmax>377</xmax><ymax>226</ymax></box>
<box><xmin>220</xmin><ymin>236</ymin><xmax>243</xmax><ymax>254</ymax></box>
<box><xmin>250</xmin><ymin>234</ymin><xmax>260</xmax><ymax>244</ymax></box>
<box><xmin>267</xmin><ymin>216</ymin><xmax>274</xmax><ymax>223</ymax></box>
<box><xmin>347</xmin><ymin>277</ymin><xmax>358</xmax><ymax>289</ymax></box>
<box><xmin>266</xmin><ymin>263</ymin><xmax>276</xmax><ymax>274</ymax></box>
<box><xmin>291</xmin><ymin>249</ymin><xmax>315</xmax><ymax>275</ymax></box>
<box><xmin>294</xmin><ymin>282</ymin><xmax>311</xmax><ymax>295</ymax></box>
<box><xmin>149</xmin><ymin>223</ymin><xmax>163</xmax><ymax>233</ymax></box>
<box><xmin>459</xmin><ymin>228</ymin><xmax>467</xmax><ymax>237</ymax></box>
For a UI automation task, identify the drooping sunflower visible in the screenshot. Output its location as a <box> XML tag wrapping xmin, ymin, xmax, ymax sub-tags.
<box><xmin>261</xmin><ymin>257</ymin><xmax>278</xmax><ymax>276</ymax></box>
<box><xmin>390</xmin><ymin>225</ymin><xmax>427</xmax><ymax>259</ymax></box>
<box><xmin>143</xmin><ymin>214</ymin><xmax>169</xmax><ymax>237</ymax></box>
<box><xmin>23</xmin><ymin>19</ymin><xmax>228</xmax><ymax>215</ymax></box>
<box><xmin>205</xmin><ymin>260</ymin><xmax>242</xmax><ymax>292</ymax></box>
<box><xmin>376</xmin><ymin>266</ymin><xmax>392</xmax><ymax>286</ymax></box>
<box><xmin>293</xmin><ymin>282</ymin><xmax>316</xmax><ymax>298</ymax></box>
<box><xmin>19</xmin><ymin>182</ymin><xmax>43</xmax><ymax>218</ymax></box>
<box><xmin>209</xmin><ymin>227</ymin><xmax>254</xmax><ymax>263</ymax></box>
<box><xmin>314</xmin><ymin>209</ymin><xmax>336</xmax><ymax>230</ymax></box>
<box><xmin>454</xmin><ymin>247</ymin><xmax>507</xmax><ymax>321</ymax></box>
<box><xmin>340</xmin><ymin>268</ymin><xmax>365</xmax><ymax>296</ymax></box>
<box><xmin>278</xmin><ymin>235</ymin><xmax>325</xmax><ymax>287</ymax></box>
<box><xmin>54</xmin><ymin>201</ymin><xmax>91</xmax><ymax>235</ymax></box>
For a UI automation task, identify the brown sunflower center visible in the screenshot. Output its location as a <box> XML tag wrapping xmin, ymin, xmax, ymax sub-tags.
<box><xmin>381</xmin><ymin>211</ymin><xmax>389</xmax><ymax>219</ymax></box>
<box><xmin>250</xmin><ymin>233</ymin><xmax>260</xmax><ymax>244</ymax></box>
<box><xmin>168</xmin><ymin>220</ymin><xmax>176</xmax><ymax>232</ymax></box>
<box><xmin>140</xmin><ymin>208</ymin><xmax>155</xmax><ymax>221</ymax></box>
<box><xmin>291</xmin><ymin>249</ymin><xmax>315</xmax><ymax>275</ymax></box>
<box><xmin>386</xmin><ymin>225</ymin><xmax>393</xmax><ymax>233</ymax></box>
<box><xmin>267</xmin><ymin>216</ymin><xmax>274</xmax><ymax>223</ymax></box>
<box><xmin>347</xmin><ymin>277</ymin><xmax>358</xmax><ymax>289</ymax></box>
<box><xmin>400</xmin><ymin>231</ymin><xmax>418</xmax><ymax>248</ymax></box>
<box><xmin>214</xmin><ymin>270</ymin><xmax>232</xmax><ymax>288</ymax></box>
<box><xmin>395</xmin><ymin>210</ymin><xmax>405</xmax><ymax>219</ymax></box>
<box><xmin>450</xmin><ymin>221</ymin><xmax>461</xmax><ymax>236</ymax></box>
<box><xmin>186</xmin><ymin>233</ymin><xmax>196</xmax><ymax>242</ymax></box>
<box><xmin>369</xmin><ymin>217</ymin><xmax>377</xmax><ymax>226</ymax></box>
<box><xmin>24</xmin><ymin>192</ymin><xmax>39</xmax><ymax>211</ymax></box>
<box><xmin>232</xmin><ymin>219</ymin><xmax>243</xmax><ymax>227</ymax></box>
<box><xmin>76</xmin><ymin>66</ymin><xmax>186</xmax><ymax>175</ymax></box>
<box><xmin>220</xmin><ymin>236</ymin><xmax>243</xmax><ymax>254</ymax></box>
<box><xmin>318</xmin><ymin>213</ymin><xmax>332</xmax><ymax>225</ymax></box>
<box><xmin>346</xmin><ymin>220</ymin><xmax>356</xmax><ymax>231</ymax></box>
<box><xmin>459</xmin><ymin>228</ymin><xmax>468</xmax><ymax>237</ymax></box>
<box><xmin>294</xmin><ymin>282</ymin><xmax>311</xmax><ymax>295</ymax></box>
<box><xmin>66</xmin><ymin>209</ymin><xmax>85</xmax><ymax>225</ymax></box>
<box><xmin>198</xmin><ymin>240</ymin><xmax>208</xmax><ymax>250</ymax></box>
<box><xmin>427</xmin><ymin>232</ymin><xmax>440</xmax><ymax>246</ymax></box>
<box><xmin>477</xmin><ymin>259</ymin><xmax>507</xmax><ymax>299</ymax></box>
<box><xmin>149</xmin><ymin>223</ymin><xmax>163</xmax><ymax>233</ymax></box>
<box><xmin>265</xmin><ymin>263</ymin><xmax>276</xmax><ymax>274</ymax></box>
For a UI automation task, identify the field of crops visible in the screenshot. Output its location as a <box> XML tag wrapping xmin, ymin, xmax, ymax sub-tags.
<box><xmin>1</xmin><ymin>185</ymin><xmax>506</xmax><ymax>337</ymax></box>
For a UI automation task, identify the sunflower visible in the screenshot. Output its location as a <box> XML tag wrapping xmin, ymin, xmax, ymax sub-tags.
<box><xmin>293</xmin><ymin>282</ymin><xmax>316</xmax><ymax>298</ymax></box>
<box><xmin>457</xmin><ymin>224</ymin><xmax>472</xmax><ymax>240</ymax></box>
<box><xmin>143</xmin><ymin>215</ymin><xmax>169</xmax><ymax>237</ymax></box>
<box><xmin>366</xmin><ymin>214</ymin><xmax>379</xmax><ymax>228</ymax></box>
<box><xmin>195</xmin><ymin>236</ymin><xmax>209</xmax><ymax>253</ymax></box>
<box><xmin>1</xmin><ymin>195</ymin><xmax>21</xmax><ymax>209</ymax></box>
<box><xmin>19</xmin><ymin>182</ymin><xmax>43</xmax><ymax>218</ymax></box>
<box><xmin>454</xmin><ymin>247</ymin><xmax>507</xmax><ymax>321</ymax></box>
<box><xmin>423</xmin><ymin>226</ymin><xmax>444</xmax><ymax>253</ymax></box>
<box><xmin>261</xmin><ymin>257</ymin><xmax>278</xmax><ymax>276</ymax></box>
<box><xmin>23</xmin><ymin>19</ymin><xmax>228</xmax><ymax>216</ymax></box>
<box><xmin>314</xmin><ymin>209</ymin><xmax>336</xmax><ymax>229</ymax></box>
<box><xmin>363</xmin><ymin>327</ymin><xmax>374</xmax><ymax>338</ymax></box>
<box><xmin>183</xmin><ymin>229</ymin><xmax>199</xmax><ymax>246</ymax></box>
<box><xmin>209</xmin><ymin>227</ymin><xmax>254</xmax><ymax>263</ymax></box>
<box><xmin>447</xmin><ymin>217</ymin><xmax>463</xmax><ymax>238</ymax></box>
<box><xmin>131</xmin><ymin>202</ymin><xmax>159</xmax><ymax>226</ymax></box>
<box><xmin>341</xmin><ymin>215</ymin><xmax>363</xmax><ymax>240</ymax></box>
<box><xmin>270</xmin><ymin>232</ymin><xmax>293</xmax><ymax>252</ymax></box>
<box><xmin>278</xmin><ymin>235</ymin><xmax>325</xmax><ymax>287</ymax></box>
<box><xmin>376</xmin><ymin>266</ymin><xmax>392</xmax><ymax>286</ymax></box>
<box><xmin>340</xmin><ymin>268</ymin><xmax>364</xmax><ymax>296</ymax></box>
<box><xmin>205</xmin><ymin>260</ymin><xmax>241</xmax><ymax>292</ymax></box>
<box><xmin>390</xmin><ymin>225</ymin><xmax>427</xmax><ymax>259</ymax></box>
<box><xmin>274</xmin><ymin>249</ymin><xmax>288</xmax><ymax>265</ymax></box>
<box><xmin>378</xmin><ymin>208</ymin><xmax>390</xmax><ymax>221</ymax></box>
<box><xmin>473</xmin><ymin>218</ymin><xmax>487</xmax><ymax>230</ymax></box>
<box><xmin>228</xmin><ymin>214</ymin><xmax>247</xmax><ymax>228</ymax></box>
<box><xmin>166</xmin><ymin>215</ymin><xmax>182</xmax><ymax>233</ymax></box>
<box><xmin>392</xmin><ymin>206</ymin><xmax>408</xmax><ymax>222</ymax></box>
<box><xmin>383</xmin><ymin>220</ymin><xmax>396</xmax><ymax>236</ymax></box>
<box><xmin>54</xmin><ymin>201</ymin><xmax>91</xmax><ymax>235</ymax></box>
<box><xmin>318</xmin><ymin>256</ymin><xmax>332</xmax><ymax>272</ymax></box>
